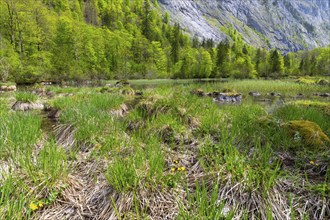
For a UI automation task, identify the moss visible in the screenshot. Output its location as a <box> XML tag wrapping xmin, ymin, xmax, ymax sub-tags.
<box><xmin>295</xmin><ymin>77</ymin><xmax>316</xmax><ymax>85</ymax></box>
<box><xmin>99</xmin><ymin>86</ymin><xmax>135</xmax><ymax>96</ymax></box>
<box><xmin>220</xmin><ymin>88</ymin><xmax>241</xmax><ymax>97</ymax></box>
<box><xmin>191</xmin><ymin>88</ymin><xmax>205</xmax><ymax>96</ymax></box>
<box><xmin>283</xmin><ymin>120</ymin><xmax>330</xmax><ymax>149</ymax></box>
<box><xmin>256</xmin><ymin>115</ymin><xmax>279</xmax><ymax>128</ymax></box>
<box><xmin>222</xmin><ymin>88</ymin><xmax>237</xmax><ymax>93</ymax></box>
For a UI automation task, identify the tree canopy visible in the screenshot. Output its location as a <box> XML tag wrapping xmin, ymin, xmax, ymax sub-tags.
<box><xmin>0</xmin><ymin>0</ymin><xmax>328</xmax><ymax>83</ymax></box>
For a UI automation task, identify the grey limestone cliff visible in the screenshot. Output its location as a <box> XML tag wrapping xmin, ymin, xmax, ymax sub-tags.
<box><xmin>159</xmin><ymin>0</ymin><xmax>330</xmax><ymax>52</ymax></box>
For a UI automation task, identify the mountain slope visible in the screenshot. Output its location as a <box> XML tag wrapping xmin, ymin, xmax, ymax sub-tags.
<box><xmin>159</xmin><ymin>0</ymin><xmax>330</xmax><ymax>52</ymax></box>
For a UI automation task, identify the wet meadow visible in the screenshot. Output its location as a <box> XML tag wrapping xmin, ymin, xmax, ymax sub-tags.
<box><xmin>0</xmin><ymin>79</ymin><xmax>329</xmax><ymax>219</ymax></box>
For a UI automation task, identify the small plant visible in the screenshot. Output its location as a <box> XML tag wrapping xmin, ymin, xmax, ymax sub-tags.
<box><xmin>106</xmin><ymin>157</ymin><xmax>140</xmax><ymax>192</ymax></box>
<box><xmin>15</xmin><ymin>92</ymin><xmax>38</xmax><ymax>103</ymax></box>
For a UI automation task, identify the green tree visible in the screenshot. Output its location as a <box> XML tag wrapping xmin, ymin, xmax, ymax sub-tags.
<box><xmin>194</xmin><ymin>49</ymin><xmax>213</xmax><ymax>78</ymax></box>
<box><xmin>216</xmin><ymin>39</ymin><xmax>231</xmax><ymax>77</ymax></box>
<box><xmin>171</xmin><ymin>23</ymin><xmax>180</xmax><ymax>64</ymax></box>
<box><xmin>269</xmin><ymin>49</ymin><xmax>284</xmax><ymax>77</ymax></box>
<box><xmin>142</xmin><ymin>0</ymin><xmax>152</xmax><ymax>40</ymax></box>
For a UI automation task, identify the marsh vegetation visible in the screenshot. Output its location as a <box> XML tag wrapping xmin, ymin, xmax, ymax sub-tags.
<box><xmin>0</xmin><ymin>79</ymin><xmax>329</xmax><ymax>219</ymax></box>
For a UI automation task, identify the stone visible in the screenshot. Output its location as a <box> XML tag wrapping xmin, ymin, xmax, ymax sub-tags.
<box><xmin>249</xmin><ymin>91</ymin><xmax>261</xmax><ymax>97</ymax></box>
<box><xmin>12</xmin><ymin>101</ymin><xmax>44</xmax><ymax>111</ymax></box>
<box><xmin>0</xmin><ymin>85</ymin><xmax>16</xmax><ymax>92</ymax></box>
<box><xmin>320</xmin><ymin>93</ymin><xmax>330</xmax><ymax>97</ymax></box>
<box><xmin>215</xmin><ymin>93</ymin><xmax>242</xmax><ymax>103</ymax></box>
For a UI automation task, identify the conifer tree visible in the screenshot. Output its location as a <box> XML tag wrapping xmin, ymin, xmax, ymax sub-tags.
<box><xmin>270</xmin><ymin>49</ymin><xmax>284</xmax><ymax>76</ymax></box>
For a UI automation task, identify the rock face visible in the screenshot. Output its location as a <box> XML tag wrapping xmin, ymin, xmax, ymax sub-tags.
<box><xmin>159</xmin><ymin>0</ymin><xmax>330</xmax><ymax>52</ymax></box>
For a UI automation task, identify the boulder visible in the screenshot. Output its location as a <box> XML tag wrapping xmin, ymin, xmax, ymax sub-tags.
<box><xmin>12</xmin><ymin>101</ymin><xmax>44</xmax><ymax>111</ymax></box>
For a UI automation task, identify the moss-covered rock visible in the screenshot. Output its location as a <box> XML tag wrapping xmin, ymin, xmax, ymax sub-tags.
<box><xmin>283</xmin><ymin>120</ymin><xmax>330</xmax><ymax>149</ymax></box>
<box><xmin>191</xmin><ymin>88</ymin><xmax>205</xmax><ymax>96</ymax></box>
<box><xmin>215</xmin><ymin>89</ymin><xmax>242</xmax><ymax>103</ymax></box>
<box><xmin>222</xmin><ymin>88</ymin><xmax>238</xmax><ymax>94</ymax></box>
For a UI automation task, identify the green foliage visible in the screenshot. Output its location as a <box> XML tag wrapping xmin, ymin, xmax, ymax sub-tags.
<box><xmin>270</xmin><ymin>49</ymin><xmax>285</xmax><ymax>77</ymax></box>
<box><xmin>15</xmin><ymin>92</ymin><xmax>38</xmax><ymax>103</ymax></box>
<box><xmin>0</xmin><ymin>0</ymin><xmax>328</xmax><ymax>83</ymax></box>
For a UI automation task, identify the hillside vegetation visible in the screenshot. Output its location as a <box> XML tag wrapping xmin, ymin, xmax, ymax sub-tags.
<box><xmin>0</xmin><ymin>0</ymin><xmax>329</xmax><ymax>83</ymax></box>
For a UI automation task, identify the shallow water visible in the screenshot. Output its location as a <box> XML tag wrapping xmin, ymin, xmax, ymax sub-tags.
<box><xmin>2</xmin><ymin>80</ymin><xmax>329</xmax><ymax>113</ymax></box>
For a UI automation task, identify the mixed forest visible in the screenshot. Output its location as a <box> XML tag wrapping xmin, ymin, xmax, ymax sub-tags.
<box><xmin>0</xmin><ymin>0</ymin><xmax>329</xmax><ymax>84</ymax></box>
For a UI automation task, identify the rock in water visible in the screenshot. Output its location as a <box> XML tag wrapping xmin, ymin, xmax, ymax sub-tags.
<box><xmin>249</xmin><ymin>92</ymin><xmax>261</xmax><ymax>97</ymax></box>
<box><xmin>12</xmin><ymin>101</ymin><xmax>44</xmax><ymax>111</ymax></box>
<box><xmin>215</xmin><ymin>93</ymin><xmax>242</xmax><ymax>103</ymax></box>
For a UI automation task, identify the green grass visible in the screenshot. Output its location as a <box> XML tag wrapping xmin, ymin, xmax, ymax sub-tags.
<box><xmin>15</xmin><ymin>92</ymin><xmax>38</xmax><ymax>103</ymax></box>
<box><xmin>0</xmin><ymin>79</ymin><xmax>329</xmax><ymax>219</ymax></box>
<box><xmin>0</xmin><ymin>82</ymin><xmax>16</xmax><ymax>86</ymax></box>
<box><xmin>194</xmin><ymin>79</ymin><xmax>328</xmax><ymax>95</ymax></box>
